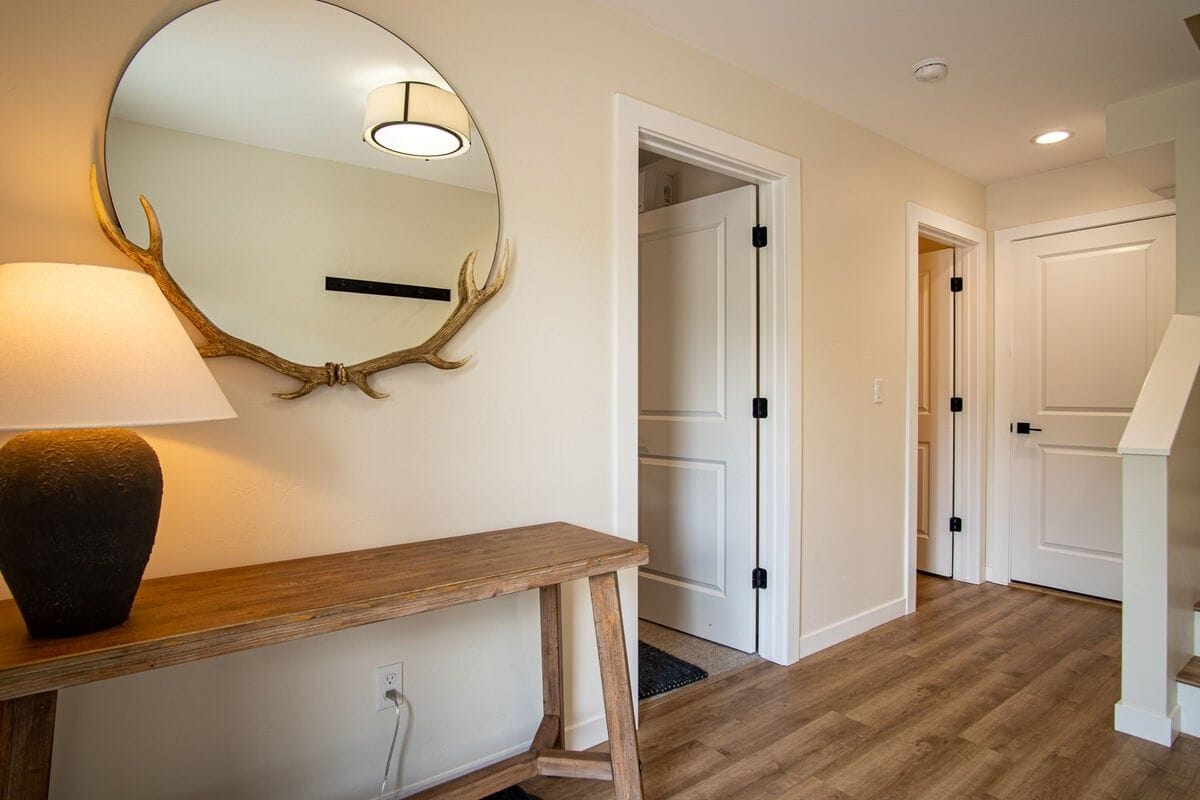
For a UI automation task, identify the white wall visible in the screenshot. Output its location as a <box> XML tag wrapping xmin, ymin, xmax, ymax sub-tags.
<box><xmin>1107</xmin><ymin>81</ymin><xmax>1200</xmax><ymax>314</ymax></box>
<box><xmin>107</xmin><ymin>119</ymin><xmax>499</xmax><ymax>365</ymax></box>
<box><xmin>0</xmin><ymin>0</ymin><xmax>983</xmax><ymax>796</ymax></box>
<box><xmin>985</xmin><ymin>157</ymin><xmax>1162</xmax><ymax>232</ymax></box>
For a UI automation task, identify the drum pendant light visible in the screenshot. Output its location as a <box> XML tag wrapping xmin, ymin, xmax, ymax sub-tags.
<box><xmin>363</xmin><ymin>82</ymin><xmax>471</xmax><ymax>159</ymax></box>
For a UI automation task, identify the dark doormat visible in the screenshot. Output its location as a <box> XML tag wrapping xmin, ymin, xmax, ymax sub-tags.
<box><xmin>639</xmin><ymin>640</ymin><xmax>708</xmax><ymax>699</ymax></box>
<box><xmin>484</xmin><ymin>787</ymin><xmax>540</xmax><ymax>800</ymax></box>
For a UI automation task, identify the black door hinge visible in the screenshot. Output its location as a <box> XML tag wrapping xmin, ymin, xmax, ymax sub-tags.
<box><xmin>950</xmin><ymin>276</ymin><xmax>963</xmax><ymax>292</ymax></box>
<box><xmin>752</xmin><ymin>225</ymin><xmax>768</xmax><ymax>248</ymax></box>
<box><xmin>752</xmin><ymin>568</ymin><xmax>768</xmax><ymax>589</ymax></box>
<box><xmin>752</xmin><ymin>397</ymin><xmax>768</xmax><ymax>419</ymax></box>
<box><xmin>950</xmin><ymin>396</ymin><xmax>963</xmax><ymax>413</ymax></box>
<box><xmin>949</xmin><ymin>517</ymin><xmax>962</xmax><ymax>533</ymax></box>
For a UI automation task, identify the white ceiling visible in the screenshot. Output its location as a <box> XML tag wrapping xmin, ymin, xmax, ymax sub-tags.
<box><xmin>600</xmin><ymin>0</ymin><xmax>1200</xmax><ymax>184</ymax></box>
<box><xmin>110</xmin><ymin>0</ymin><xmax>496</xmax><ymax>193</ymax></box>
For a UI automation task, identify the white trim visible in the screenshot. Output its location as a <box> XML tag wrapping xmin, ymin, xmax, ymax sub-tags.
<box><xmin>1179</xmin><ymin>682</ymin><xmax>1200</xmax><ymax>737</ymax></box>
<box><xmin>1194</xmin><ymin>608</ymin><xmax>1200</xmax><ymax>658</ymax></box>
<box><xmin>386</xmin><ymin>712</ymin><xmax>610</xmax><ymax>797</ymax></box>
<box><xmin>389</xmin><ymin>741</ymin><xmax>530</xmax><ymax>798</ymax></box>
<box><xmin>564</xmin><ymin>712</ymin><xmax>608</xmax><ymax>751</ymax></box>
<box><xmin>614</xmin><ymin>94</ymin><xmax>800</xmax><ymax>665</ymax></box>
<box><xmin>1119</xmin><ymin>314</ymin><xmax>1200</xmax><ymax>456</ymax></box>
<box><xmin>904</xmin><ymin>205</ymin><xmax>989</xmax><ymax>613</ymax></box>
<box><xmin>989</xmin><ymin>200</ymin><xmax>1177</xmax><ymax>587</ymax></box>
<box><xmin>1114</xmin><ymin>701</ymin><xmax>1181</xmax><ymax>747</ymax></box>
<box><xmin>798</xmin><ymin>596</ymin><xmax>906</xmax><ymax>658</ymax></box>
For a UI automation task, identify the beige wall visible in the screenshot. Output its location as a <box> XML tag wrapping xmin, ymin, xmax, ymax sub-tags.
<box><xmin>0</xmin><ymin>0</ymin><xmax>983</xmax><ymax>796</ymax></box>
<box><xmin>985</xmin><ymin>157</ymin><xmax>1162</xmax><ymax>232</ymax></box>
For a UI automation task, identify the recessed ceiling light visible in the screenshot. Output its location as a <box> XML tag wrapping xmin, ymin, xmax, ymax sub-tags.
<box><xmin>1032</xmin><ymin>129</ymin><xmax>1073</xmax><ymax>145</ymax></box>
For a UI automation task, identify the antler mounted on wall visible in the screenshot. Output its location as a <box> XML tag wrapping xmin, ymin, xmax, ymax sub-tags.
<box><xmin>90</xmin><ymin>166</ymin><xmax>509</xmax><ymax>400</ymax></box>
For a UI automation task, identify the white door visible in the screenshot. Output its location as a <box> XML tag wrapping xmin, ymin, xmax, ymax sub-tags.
<box><xmin>1010</xmin><ymin>216</ymin><xmax>1176</xmax><ymax>600</ymax></box>
<box><xmin>638</xmin><ymin>185</ymin><xmax>758</xmax><ymax>652</ymax></box>
<box><xmin>917</xmin><ymin>249</ymin><xmax>954</xmax><ymax>577</ymax></box>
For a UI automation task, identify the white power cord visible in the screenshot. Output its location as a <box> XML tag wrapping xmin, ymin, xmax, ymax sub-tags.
<box><xmin>379</xmin><ymin>689</ymin><xmax>409</xmax><ymax>800</ymax></box>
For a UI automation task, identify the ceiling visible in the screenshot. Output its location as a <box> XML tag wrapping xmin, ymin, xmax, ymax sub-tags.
<box><xmin>110</xmin><ymin>0</ymin><xmax>496</xmax><ymax>193</ymax></box>
<box><xmin>601</xmin><ymin>0</ymin><xmax>1200</xmax><ymax>184</ymax></box>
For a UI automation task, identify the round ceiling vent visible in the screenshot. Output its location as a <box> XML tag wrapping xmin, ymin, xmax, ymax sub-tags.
<box><xmin>913</xmin><ymin>58</ymin><xmax>949</xmax><ymax>82</ymax></box>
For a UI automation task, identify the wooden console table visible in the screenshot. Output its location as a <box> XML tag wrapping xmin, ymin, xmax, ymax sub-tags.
<box><xmin>0</xmin><ymin>522</ymin><xmax>649</xmax><ymax>800</ymax></box>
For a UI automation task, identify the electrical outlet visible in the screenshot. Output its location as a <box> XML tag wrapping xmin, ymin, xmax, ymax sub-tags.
<box><xmin>375</xmin><ymin>661</ymin><xmax>403</xmax><ymax>711</ymax></box>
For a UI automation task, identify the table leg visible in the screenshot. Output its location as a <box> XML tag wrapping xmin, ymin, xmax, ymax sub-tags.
<box><xmin>588</xmin><ymin>572</ymin><xmax>644</xmax><ymax>800</ymax></box>
<box><xmin>539</xmin><ymin>585</ymin><xmax>564</xmax><ymax>749</ymax></box>
<box><xmin>0</xmin><ymin>691</ymin><xmax>56</xmax><ymax>800</ymax></box>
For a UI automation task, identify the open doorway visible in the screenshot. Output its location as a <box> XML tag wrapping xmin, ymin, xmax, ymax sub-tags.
<box><xmin>916</xmin><ymin>235</ymin><xmax>956</xmax><ymax>580</ymax></box>
<box><xmin>635</xmin><ymin>152</ymin><xmax>761</xmax><ymax>697</ymax></box>
<box><xmin>904</xmin><ymin>205</ymin><xmax>988</xmax><ymax>612</ymax></box>
<box><xmin>616</xmin><ymin>96</ymin><xmax>801</xmax><ymax>677</ymax></box>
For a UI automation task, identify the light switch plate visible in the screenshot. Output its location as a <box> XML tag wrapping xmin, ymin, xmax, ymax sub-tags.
<box><xmin>873</xmin><ymin>379</ymin><xmax>884</xmax><ymax>404</ymax></box>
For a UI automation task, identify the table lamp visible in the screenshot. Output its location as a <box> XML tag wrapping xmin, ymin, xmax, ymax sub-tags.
<box><xmin>0</xmin><ymin>262</ymin><xmax>235</xmax><ymax>637</ymax></box>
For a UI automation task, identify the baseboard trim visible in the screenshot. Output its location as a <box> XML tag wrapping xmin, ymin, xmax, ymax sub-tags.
<box><xmin>1114</xmin><ymin>701</ymin><xmax>1181</xmax><ymax>747</ymax></box>
<box><xmin>381</xmin><ymin>712</ymin><xmax>608</xmax><ymax>798</ymax></box>
<box><xmin>564</xmin><ymin>712</ymin><xmax>607</xmax><ymax>751</ymax></box>
<box><xmin>1179</xmin><ymin>682</ymin><xmax>1200</xmax><ymax>737</ymax></box>
<box><xmin>798</xmin><ymin>597</ymin><xmax>906</xmax><ymax>658</ymax></box>
<box><xmin>385</xmin><ymin>740</ymin><xmax>530</xmax><ymax>799</ymax></box>
<box><xmin>985</xmin><ymin>567</ymin><xmax>1009</xmax><ymax>585</ymax></box>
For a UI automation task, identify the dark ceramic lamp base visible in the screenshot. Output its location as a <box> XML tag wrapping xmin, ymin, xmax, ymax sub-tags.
<box><xmin>0</xmin><ymin>428</ymin><xmax>162</xmax><ymax>637</ymax></box>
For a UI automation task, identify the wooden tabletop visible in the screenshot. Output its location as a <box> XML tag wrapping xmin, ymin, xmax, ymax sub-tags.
<box><xmin>0</xmin><ymin>522</ymin><xmax>647</xmax><ymax>702</ymax></box>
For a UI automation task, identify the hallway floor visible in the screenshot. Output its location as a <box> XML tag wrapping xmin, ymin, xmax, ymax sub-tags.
<box><xmin>525</xmin><ymin>576</ymin><xmax>1200</xmax><ymax>799</ymax></box>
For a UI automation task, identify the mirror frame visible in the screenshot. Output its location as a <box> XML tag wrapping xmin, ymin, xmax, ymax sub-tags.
<box><xmin>94</xmin><ymin>1</ymin><xmax>508</xmax><ymax>400</ymax></box>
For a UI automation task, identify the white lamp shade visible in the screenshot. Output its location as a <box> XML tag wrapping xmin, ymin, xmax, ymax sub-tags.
<box><xmin>363</xmin><ymin>82</ymin><xmax>471</xmax><ymax>159</ymax></box>
<box><xmin>0</xmin><ymin>262</ymin><xmax>236</xmax><ymax>431</ymax></box>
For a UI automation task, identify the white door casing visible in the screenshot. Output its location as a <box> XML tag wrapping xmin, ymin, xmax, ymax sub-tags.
<box><xmin>637</xmin><ymin>185</ymin><xmax>758</xmax><ymax>652</ymax></box>
<box><xmin>917</xmin><ymin>249</ymin><xmax>954</xmax><ymax>577</ymax></box>
<box><xmin>906</xmin><ymin>205</ymin><xmax>989</xmax><ymax>613</ymax></box>
<box><xmin>1009</xmin><ymin>216</ymin><xmax>1176</xmax><ymax>600</ymax></box>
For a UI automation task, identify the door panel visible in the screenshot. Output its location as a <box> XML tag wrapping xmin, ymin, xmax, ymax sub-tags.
<box><xmin>1010</xmin><ymin>215</ymin><xmax>1175</xmax><ymax>600</ymax></box>
<box><xmin>638</xmin><ymin>457</ymin><xmax>725</xmax><ymax>592</ymax></box>
<box><xmin>917</xmin><ymin>249</ymin><xmax>954</xmax><ymax>577</ymax></box>
<box><xmin>639</xmin><ymin>223</ymin><xmax>725</xmax><ymax>418</ymax></box>
<box><xmin>638</xmin><ymin>185</ymin><xmax>757</xmax><ymax>652</ymax></box>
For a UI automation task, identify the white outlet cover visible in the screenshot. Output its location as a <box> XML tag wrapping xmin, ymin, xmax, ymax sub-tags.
<box><xmin>375</xmin><ymin>661</ymin><xmax>404</xmax><ymax>711</ymax></box>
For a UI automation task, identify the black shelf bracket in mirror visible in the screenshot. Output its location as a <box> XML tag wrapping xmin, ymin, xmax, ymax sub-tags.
<box><xmin>325</xmin><ymin>277</ymin><xmax>450</xmax><ymax>302</ymax></box>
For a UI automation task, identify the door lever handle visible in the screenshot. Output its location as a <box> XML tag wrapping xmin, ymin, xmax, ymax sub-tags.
<box><xmin>1013</xmin><ymin>422</ymin><xmax>1042</xmax><ymax>434</ymax></box>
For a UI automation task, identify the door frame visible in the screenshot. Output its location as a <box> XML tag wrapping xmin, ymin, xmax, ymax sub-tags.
<box><xmin>614</xmin><ymin>94</ymin><xmax>800</xmax><ymax>665</ymax></box>
<box><xmin>988</xmin><ymin>199</ymin><xmax>1177</xmax><ymax>586</ymax></box>
<box><xmin>905</xmin><ymin>204</ymin><xmax>988</xmax><ymax>612</ymax></box>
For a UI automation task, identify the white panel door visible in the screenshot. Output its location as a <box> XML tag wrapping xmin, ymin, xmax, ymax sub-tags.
<box><xmin>638</xmin><ymin>185</ymin><xmax>757</xmax><ymax>652</ymax></box>
<box><xmin>917</xmin><ymin>249</ymin><xmax>954</xmax><ymax>577</ymax></box>
<box><xmin>1010</xmin><ymin>216</ymin><xmax>1175</xmax><ymax>600</ymax></box>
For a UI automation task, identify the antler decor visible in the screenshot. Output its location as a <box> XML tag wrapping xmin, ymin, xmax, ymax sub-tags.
<box><xmin>89</xmin><ymin>165</ymin><xmax>509</xmax><ymax>399</ymax></box>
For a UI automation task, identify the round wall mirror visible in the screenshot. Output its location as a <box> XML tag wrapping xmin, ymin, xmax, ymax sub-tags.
<box><xmin>104</xmin><ymin>0</ymin><xmax>500</xmax><ymax>379</ymax></box>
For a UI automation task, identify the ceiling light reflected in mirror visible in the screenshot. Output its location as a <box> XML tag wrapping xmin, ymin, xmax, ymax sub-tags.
<box><xmin>364</xmin><ymin>81</ymin><xmax>471</xmax><ymax>159</ymax></box>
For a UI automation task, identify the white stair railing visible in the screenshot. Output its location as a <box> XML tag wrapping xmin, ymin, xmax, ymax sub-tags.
<box><xmin>1115</xmin><ymin>314</ymin><xmax>1200</xmax><ymax>746</ymax></box>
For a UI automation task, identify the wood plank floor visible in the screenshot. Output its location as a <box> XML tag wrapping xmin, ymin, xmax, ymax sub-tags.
<box><xmin>525</xmin><ymin>576</ymin><xmax>1200</xmax><ymax>799</ymax></box>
